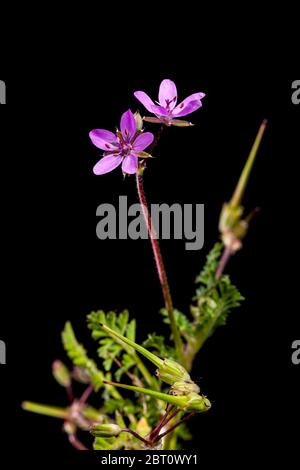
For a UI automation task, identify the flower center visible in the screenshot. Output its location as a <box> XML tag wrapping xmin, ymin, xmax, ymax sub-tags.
<box><xmin>121</xmin><ymin>142</ymin><xmax>133</xmax><ymax>156</ymax></box>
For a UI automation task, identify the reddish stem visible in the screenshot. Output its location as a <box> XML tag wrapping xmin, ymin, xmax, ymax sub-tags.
<box><xmin>68</xmin><ymin>434</ymin><xmax>88</xmax><ymax>450</ymax></box>
<box><xmin>155</xmin><ymin>412</ymin><xmax>196</xmax><ymax>442</ymax></box>
<box><xmin>136</xmin><ymin>173</ymin><xmax>184</xmax><ymax>363</ymax></box>
<box><xmin>79</xmin><ymin>384</ymin><xmax>94</xmax><ymax>406</ymax></box>
<box><xmin>215</xmin><ymin>246</ymin><xmax>232</xmax><ymax>279</ymax></box>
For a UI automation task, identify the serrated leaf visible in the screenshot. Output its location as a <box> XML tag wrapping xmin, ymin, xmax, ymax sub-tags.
<box><xmin>126</xmin><ymin>319</ymin><xmax>136</xmax><ymax>342</ymax></box>
<box><xmin>87</xmin><ymin>310</ymin><xmax>137</xmax><ymax>373</ymax></box>
<box><xmin>62</xmin><ymin>322</ymin><xmax>103</xmax><ymax>391</ymax></box>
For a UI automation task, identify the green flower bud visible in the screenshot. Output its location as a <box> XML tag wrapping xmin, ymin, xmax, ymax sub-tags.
<box><xmin>156</xmin><ymin>358</ymin><xmax>191</xmax><ymax>385</ymax></box>
<box><xmin>52</xmin><ymin>360</ymin><xmax>71</xmax><ymax>388</ymax></box>
<box><xmin>170</xmin><ymin>380</ymin><xmax>200</xmax><ymax>396</ymax></box>
<box><xmin>182</xmin><ymin>393</ymin><xmax>211</xmax><ymax>413</ymax></box>
<box><xmin>103</xmin><ymin>380</ymin><xmax>211</xmax><ymax>414</ymax></box>
<box><xmin>90</xmin><ymin>423</ymin><xmax>122</xmax><ymax>438</ymax></box>
<box><xmin>219</xmin><ymin>203</ymin><xmax>243</xmax><ymax>235</ymax></box>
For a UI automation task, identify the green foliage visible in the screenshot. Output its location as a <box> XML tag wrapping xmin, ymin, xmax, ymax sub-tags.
<box><xmin>160</xmin><ymin>309</ymin><xmax>193</xmax><ymax>340</ymax></box>
<box><xmin>142</xmin><ymin>333</ymin><xmax>175</xmax><ymax>358</ymax></box>
<box><xmin>191</xmin><ymin>243</ymin><xmax>244</xmax><ymax>348</ymax></box>
<box><xmin>196</xmin><ymin>242</ymin><xmax>223</xmax><ymax>288</ymax></box>
<box><xmin>87</xmin><ymin>310</ymin><xmax>137</xmax><ymax>381</ymax></box>
<box><xmin>62</xmin><ymin>322</ymin><xmax>103</xmax><ymax>391</ymax></box>
<box><xmin>103</xmin><ymin>398</ymin><xmax>136</xmax><ymax>415</ymax></box>
<box><xmin>94</xmin><ymin>436</ymin><xmax>121</xmax><ymax>450</ymax></box>
<box><xmin>176</xmin><ymin>422</ymin><xmax>192</xmax><ymax>441</ymax></box>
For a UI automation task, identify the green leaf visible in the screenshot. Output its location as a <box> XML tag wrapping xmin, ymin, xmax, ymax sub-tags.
<box><xmin>196</xmin><ymin>242</ymin><xmax>223</xmax><ymax>287</ymax></box>
<box><xmin>103</xmin><ymin>397</ymin><xmax>135</xmax><ymax>415</ymax></box>
<box><xmin>160</xmin><ymin>309</ymin><xmax>193</xmax><ymax>340</ymax></box>
<box><xmin>93</xmin><ymin>436</ymin><xmax>121</xmax><ymax>450</ymax></box>
<box><xmin>192</xmin><ymin>244</ymin><xmax>244</xmax><ymax>348</ymax></box>
<box><xmin>114</xmin><ymin>354</ymin><xmax>136</xmax><ymax>381</ymax></box>
<box><xmin>87</xmin><ymin>310</ymin><xmax>137</xmax><ymax>374</ymax></box>
<box><xmin>126</xmin><ymin>319</ymin><xmax>136</xmax><ymax>342</ymax></box>
<box><xmin>143</xmin><ymin>333</ymin><xmax>175</xmax><ymax>358</ymax></box>
<box><xmin>62</xmin><ymin>322</ymin><xmax>103</xmax><ymax>391</ymax></box>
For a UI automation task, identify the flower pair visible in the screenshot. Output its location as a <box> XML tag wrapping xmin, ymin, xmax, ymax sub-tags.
<box><xmin>90</xmin><ymin>79</ymin><xmax>205</xmax><ymax>176</ymax></box>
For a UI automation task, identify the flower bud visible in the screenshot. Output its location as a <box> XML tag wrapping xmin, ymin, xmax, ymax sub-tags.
<box><xmin>90</xmin><ymin>423</ymin><xmax>122</xmax><ymax>438</ymax></box>
<box><xmin>156</xmin><ymin>358</ymin><xmax>191</xmax><ymax>385</ymax></box>
<box><xmin>181</xmin><ymin>393</ymin><xmax>211</xmax><ymax>413</ymax></box>
<box><xmin>170</xmin><ymin>380</ymin><xmax>200</xmax><ymax>396</ymax></box>
<box><xmin>52</xmin><ymin>360</ymin><xmax>71</xmax><ymax>388</ymax></box>
<box><xmin>219</xmin><ymin>203</ymin><xmax>243</xmax><ymax>235</ymax></box>
<box><xmin>72</xmin><ymin>366</ymin><xmax>91</xmax><ymax>384</ymax></box>
<box><xmin>134</xmin><ymin>112</ymin><xmax>143</xmax><ymax>131</ymax></box>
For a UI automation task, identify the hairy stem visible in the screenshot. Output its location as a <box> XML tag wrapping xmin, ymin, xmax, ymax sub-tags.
<box><xmin>136</xmin><ymin>173</ymin><xmax>184</xmax><ymax>365</ymax></box>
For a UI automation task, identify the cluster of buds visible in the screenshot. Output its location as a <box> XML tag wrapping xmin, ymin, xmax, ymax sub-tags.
<box><xmin>99</xmin><ymin>323</ymin><xmax>209</xmax><ymax>412</ymax></box>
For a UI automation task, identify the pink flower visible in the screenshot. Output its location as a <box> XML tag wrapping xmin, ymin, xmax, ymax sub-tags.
<box><xmin>90</xmin><ymin>110</ymin><xmax>154</xmax><ymax>175</ymax></box>
<box><xmin>134</xmin><ymin>79</ymin><xmax>205</xmax><ymax>126</ymax></box>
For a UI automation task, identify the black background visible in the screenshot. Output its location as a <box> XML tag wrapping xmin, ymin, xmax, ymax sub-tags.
<box><xmin>0</xmin><ymin>32</ymin><xmax>299</xmax><ymax>467</ymax></box>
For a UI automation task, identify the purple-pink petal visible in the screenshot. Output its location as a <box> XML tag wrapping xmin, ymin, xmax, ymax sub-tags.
<box><xmin>151</xmin><ymin>104</ymin><xmax>170</xmax><ymax>117</ymax></box>
<box><xmin>93</xmin><ymin>154</ymin><xmax>123</xmax><ymax>175</ymax></box>
<box><xmin>133</xmin><ymin>132</ymin><xmax>154</xmax><ymax>151</ymax></box>
<box><xmin>122</xmin><ymin>154</ymin><xmax>138</xmax><ymax>174</ymax></box>
<box><xmin>134</xmin><ymin>91</ymin><xmax>156</xmax><ymax>113</ymax></box>
<box><xmin>120</xmin><ymin>109</ymin><xmax>136</xmax><ymax>141</ymax></box>
<box><xmin>172</xmin><ymin>100</ymin><xmax>202</xmax><ymax>117</ymax></box>
<box><xmin>158</xmin><ymin>79</ymin><xmax>177</xmax><ymax>109</ymax></box>
<box><xmin>172</xmin><ymin>93</ymin><xmax>206</xmax><ymax>117</ymax></box>
<box><xmin>89</xmin><ymin>129</ymin><xmax>118</xmax><ymax>151</ymax></box>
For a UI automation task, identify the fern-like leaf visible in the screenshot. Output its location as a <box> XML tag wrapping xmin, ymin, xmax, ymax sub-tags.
<box><xmin>62</xmin><ymin>322</ymin><xmax>103</xmax><ymax>391</ymax></box>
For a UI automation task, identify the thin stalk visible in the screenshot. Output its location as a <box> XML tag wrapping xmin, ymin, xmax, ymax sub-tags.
<box><xmin>230</xmin><ymin>119</ymin><xmax>267</xmax><ymax>208</ymax></box>
<box><xmin>79</xmin><ymin>384</ymin><xmax>94</xmax><ymax>406</ymax></box>
<box><xmin>100</xmin><ymin>324</ymin><xmax>158</xmax><ymax>388</ymax></box>
<box><xmin>68</xmin><ymin>433</ymin><xmax>88</xmax><ymax>450</ymax></box>
<box><xmin>22</xmin><ymin>401</ymin><xmax>68</xmax><ymax>420</ymax></box>
<box><xmin>150</xmin><ymin>408</ymin><xmax>180</xmax><ymax>441</ymax></box>
<box><xmin>135</xmin><ymin>355</ymin><xmax>157</xmax><ymax>388</ymax></box>
<box><xmin>155</xmin><ymin>412</ymin><xmax>196</xmax><ymax>442</ymax></box>
<box><xmin>215</xmin><ymin>245</ymin><xmax>232</xmax><ymax>279</ymax></box>
<box><xmin>103</xmin><ymin>380</ymin><xmax>185</xmax><ymax>409</ymax></box>
<box><xmin>123</xmin><ymin>428</ymin><xmax>150</xmax><ymax>446</ymax></box>
<box><xmin>136</xmin><ymin>173</ymin><xmax>184</xmax><ymax>365</ymax></box>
